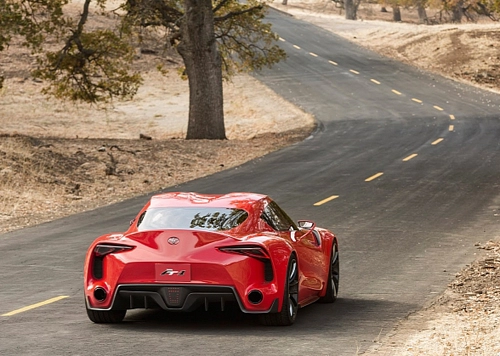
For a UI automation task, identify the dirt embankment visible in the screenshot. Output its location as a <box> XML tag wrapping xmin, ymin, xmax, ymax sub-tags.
<box><xmin>0</xmin><ymin>16</ymin><xmax>315</xmax><ymax>234</ymax></box>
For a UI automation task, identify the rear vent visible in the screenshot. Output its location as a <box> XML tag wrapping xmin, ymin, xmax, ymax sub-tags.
<box><xmin>93</xmin><ymin>257</ymin><xmax>104</xmax><ymax>279</ymax></box>
<box><xmin>263</xmin><ymin>260</ymin><xmax>274</xmax><ymax>282</ymax></box>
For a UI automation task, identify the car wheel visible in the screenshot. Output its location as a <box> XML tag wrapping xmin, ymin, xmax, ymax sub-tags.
<box><xmin>86</xmin><ymin>307</ymin><xmax>126</xmax><ymax>323</ymax></box>
<box><xmin>319</xmin><ymin>241</ymin><xmax>339</xmax><ymax>303</ymax></box>
<box><xmin>259</xmin><ymin>255</ymin><xmax>299</xmax><ymax>326</ymax></box>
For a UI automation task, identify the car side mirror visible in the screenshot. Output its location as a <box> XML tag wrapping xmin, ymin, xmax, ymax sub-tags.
<box><xmin>298</xmin><ymin>220</ymin><xmax>316</xmax><ymax>230</ymax></box>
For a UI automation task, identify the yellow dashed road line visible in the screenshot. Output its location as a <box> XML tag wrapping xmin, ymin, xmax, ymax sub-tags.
<box><xmin>403</xmin><ymin>154</ymin><xmax>418</xmax><ymax>162</ymax></box>
<box><xmin>2</xmin><ymin>296</ymin><xmax>69</xmax><ymax>317</ymax></box>
<box><xmin>281</xmin><ymin>41</ymin><xmax>455</xmax><ymax>160</ymax></box>
<box><xmin>257</xmin><ymin>39</ymin><xmax>457</xmax><ymax>199</ymax></box>
<box><xmin>314</xmin><ymin>195</ymin><xmax>339</xmax><ymax>206</ymax></box>
<box><xmin>365</xmin><ymin>173</ymin><xmax>384</xmax><ymax>182</ymax></box>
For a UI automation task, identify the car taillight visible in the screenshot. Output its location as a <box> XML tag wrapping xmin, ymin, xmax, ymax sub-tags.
<box><xmin>94</xmin><ymin>244</ymin><xmax>134</xmax><ymax>257</ymax></box>
<box><xmin>218</xmin><ymin>245</ymin><xmax>271</xmax><ymax>260</ymax></box>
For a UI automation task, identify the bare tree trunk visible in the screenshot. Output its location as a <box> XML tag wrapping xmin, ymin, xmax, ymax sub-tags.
<box><xmin>392</xmin><ymin>6</ymin><xmax>402</xmax><ymax>21</ymax></box>
<box><xmin>417</xmin><ymin>4</ymin><xmax>428</xmax><ymax>23</ymax></box>
<box><xmin>344</xmin><ymin>0</ymin><xmax>357</xmax><ymax>19</ymax></box>
<box><xmin>178</xmin><ymin>0</ymin><xmax>226</xmax><ymax>140</ymax></box>
<box><xmin>451</xmin><ymin>0</ymin><xmax>464</xmax><ymax>22</ymax></box>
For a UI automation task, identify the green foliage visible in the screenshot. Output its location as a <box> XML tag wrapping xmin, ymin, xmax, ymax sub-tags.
<box><xmin>461</xmin><ymin>0</ymin><xmax>500</xmax><ymax>19</ymax></box>
<box><xmin>379</xmin><ymin>0</ymin><xmax>417</xmax><ymax>9</ymax></box>
<box><xmin>378</xmin><ymin>0</ymin><xmax>500</xmax><ymax>20</ymax></box>
<box><xmin>429</xmin><ymin>0</ymin><xmax>500</xmax><ymax>20</ymax></box>
<box><xmin>0</xmin><ymin>0</ymin><xmax>68</xmax><ymax>51</ymax></box>
<box><xmin>2</xmin><ymin>0</ymin><xmax>285</xmax><ymax>103</ymax></box>
<box><xmin>0</xmin><ymin>0</ymin><xmax>20</xmax><ymax>51</ymax></box>
<box><xmin>214</xmin><ymin>0</ymin><xmax>286</xmax><ymax>77</ymax></box>
<box><xmin>34</xmin><ymin>29</ymin><xmax>142</xmax><ymax>102</ymax></box>
<box><xmin>0</xmin><ymin>0</ymin><xmax>68</xmax><ymax>89</ymax></box>
<box><xmin>491</xmin><ymin>0</ymin><xmax>500</xmax><ymax>13</ymax></box>
<box><xmin>123</xmin><ymin>0</ymin><xmax>286</xmax><ymax>79</ymax></box>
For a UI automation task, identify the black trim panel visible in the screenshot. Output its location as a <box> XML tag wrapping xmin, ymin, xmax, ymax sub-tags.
<box><xmin>87</xmin><ymin>284</ymin><xmax>279</xmax><ymax>314</ymax></box>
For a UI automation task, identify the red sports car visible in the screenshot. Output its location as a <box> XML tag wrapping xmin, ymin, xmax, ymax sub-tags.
<box><xmin>84</xmin><ymin>192</ymin><xmax>339</xmax><ymax>325</ymax></box>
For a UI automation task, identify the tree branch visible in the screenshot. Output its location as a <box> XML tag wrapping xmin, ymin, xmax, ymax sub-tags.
<box><xmin>213</xmin><ymin>0</ymin><xmax>232</xmax><ymax>13</ymax></box>
<box><xmin>214</xmin><ymin>5</ymin><xmax>263</xmax><ymax>23</ymax></box>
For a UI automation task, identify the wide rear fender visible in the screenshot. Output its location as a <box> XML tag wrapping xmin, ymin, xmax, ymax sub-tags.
<box><xmin>314</xmin><ymin>228</ymin><xmax>338</xmax><ymax>298</ymax></box>
<box><xmin>256</xmin><ymin>236</ymin><xmax>295</xmax><ymax>312</ymax></box>
<box><xmin>314</xmin><ymin>228</ymin><xmax>337</xmax><ymax>254</ymax></box>
<box><xmin>83</xmin><ymin>233</ymin><xmax>128</xmax><ymax>280</ymax></box>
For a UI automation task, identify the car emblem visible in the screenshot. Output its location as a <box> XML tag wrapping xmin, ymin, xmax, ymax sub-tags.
<box><xmin>168</xmin><ymin>237</ymin><xmax>180</xmax><ymax>245</ymax></box>
<box><xmin>161</xmin><ymin>268</ymin><xmax>186</xmax><ymax>276</ymax></box>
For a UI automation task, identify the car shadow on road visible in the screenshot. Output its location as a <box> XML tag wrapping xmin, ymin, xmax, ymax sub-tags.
<box><xmin>112</xmin><ymin>296</ymin><xmax>418</xmax><ymax>335</ymax></box>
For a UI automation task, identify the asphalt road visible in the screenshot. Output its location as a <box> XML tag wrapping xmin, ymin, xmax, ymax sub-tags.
<box><xmin>1</xmin><ymin>9</ymin><xmax>499</xmax><ymax>356</ymax></box>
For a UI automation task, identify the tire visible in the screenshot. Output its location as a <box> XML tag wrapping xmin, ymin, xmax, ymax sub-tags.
<box><xmin>259</xmin><ymin>255</ymin><xmax>299</xmax><ymax>326</ymax></box>
<box><xmin>319</xmin><ymin>241</ymin><xmax>339</xmax><ymax>303</ymax></box>
<box><xmin>86</xmin><ymin>307</ymin><xmax>126</xmax><ymax>323</ymax></box>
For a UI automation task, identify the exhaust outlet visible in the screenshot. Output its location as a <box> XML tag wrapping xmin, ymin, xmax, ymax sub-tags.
<box><xmin>248</xmin><ymin>290</ymin><xmax>263</xmax><ymax>305</ymax></box>
<box><xmin>94</xmin><ymin>287</ymin><xmax>107</xmax><ymax>302</ymax></box>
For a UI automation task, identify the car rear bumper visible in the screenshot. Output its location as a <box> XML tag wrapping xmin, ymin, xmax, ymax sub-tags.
<box><xmin>86</xmin><ymin>284</ymin><xmax>279</xmax><ymax>314</ymax></box>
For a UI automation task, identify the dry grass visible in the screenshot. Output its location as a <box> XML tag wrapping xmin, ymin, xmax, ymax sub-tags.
<box><xmin>0</xmin><ymin>67</ymin><xmax>315</xmax><ymax>234</ymax></box>
<box><xmin>0</xmin><ymin>7</ymin><xmax>315</xmax><ymax>234</ymax></box>
<box><xmin>0</xmin><ymin>72</ymin><xmax>313</xmax><ymax>140</ymax></box>
<box><xmin>0</xmin><ymin>129</ymin><xmax>313</xmax><ymax>233</ymax></box>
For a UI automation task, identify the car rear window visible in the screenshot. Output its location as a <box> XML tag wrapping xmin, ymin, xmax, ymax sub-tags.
<box><xmin>136</xmin><ymin>207</ymin><xmax>248</xmax><ymax>232</ymax></box>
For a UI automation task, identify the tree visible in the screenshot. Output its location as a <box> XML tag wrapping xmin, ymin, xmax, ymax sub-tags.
<box><xmin>428</xmin><ymin>0</ymin><xmax>500</xmax><ymax>23</ymax></box>
<box><xmin>392</xmin><ymin>5</ymin><xmax>402</xmax><ymax>20</ymax></box>
<box><xmin>344</xmin><ymin>0</ymin><xmax>361</xmax><ymax>19</ymax></box>
<box><xmin>177</xmin><ymin>0</ymin><xmax>225</xmax><ymax>139</ymax></box>
<box><xmin>1</xmin><ymin>0</ymin><xmax>286</xmax><ymax>139</ymax></box>
<box><xmin>451</xmin><ymin>0</ymin><xmax>465</xmax><ymax>21</ymax></box>
<box><xmin>416</xmin><ymin>0</ymin><xmax>429</xmax><ymax>23</ymax></box>
<box><xmin>0</xmin><ymin>0</ymin><xmax>68</xmax><ymax>89</ymax></box>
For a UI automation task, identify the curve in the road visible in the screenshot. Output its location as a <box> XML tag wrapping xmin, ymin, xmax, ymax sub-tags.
<box><xmin>273</xmin><ymin>32</ymin><xmax>464</xmax><ymax>211</ymax></box>
<box><xmin>1</xmin><ymin>8</ymin><xmax>499</xmax><ymax>356</ymax></box>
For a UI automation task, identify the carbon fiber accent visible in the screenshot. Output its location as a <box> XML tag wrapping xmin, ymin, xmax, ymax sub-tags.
<box><xmin>116</xmin><ymin>285</ymin><xmax>236</xmax><ymax>312</ymax></box>
<box><xmin>263</xmin><ymin>260</ymin><xmax>274</xmax><ymax>282</ymax></box>
<box><xmin>92</xmin><ymin>257</ymin><xmax>104</xmax><ymax>279</ymax></box>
